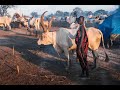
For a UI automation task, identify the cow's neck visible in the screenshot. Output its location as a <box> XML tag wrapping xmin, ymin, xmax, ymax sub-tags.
<box><xmin>47</xmin><ymin>31</ymin><xmax>56</xmax><ymax>45</ymax></box>
<box><xmin>50</xmin><ymin>31</ymin><xmax>60</xmax><ymax>52</ymax></box>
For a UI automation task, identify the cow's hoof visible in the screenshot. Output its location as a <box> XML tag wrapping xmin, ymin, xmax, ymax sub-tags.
<box><xmin>105</xmin><ymin>59</ymin><xmax>109</xmax><ymax>62</ymax></box>
<box><xmin>80</xmin><ymin>73</ymin><xmax>85</xmax><ymax>77</ymax></box>
<box><xmin>91</xmin><ymin>66</ymin><xmax>96</xmax><ymax>70</ymax></box>
<box><xmin>79</xmin><ymin>76</ymin><xmax>90</xmax><ymax>80</ymax></box>
<box><xmin>65</xmin><ymin>67</ymin><xmax>71</xmax><ymax>74</ymax></box>
<box><xmin>65</xmin><ymin>67</ymin><xmax>69</xmax><ymax>71</ymax></box>
<box><xmin>65</xmin><ymin>66</ymin><xmax>70</xmax><ymax>71</ymax></box>
<box><xmin>105</xmin><ymin>55</ymin><xmax>109</xmax><ymax>62</ymax></box>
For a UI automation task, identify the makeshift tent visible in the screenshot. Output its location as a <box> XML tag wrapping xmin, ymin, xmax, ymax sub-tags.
<box><xmin>98</xmin><ymin>10</ymin><xmax>120</xmax><ymax>40</ymax></box>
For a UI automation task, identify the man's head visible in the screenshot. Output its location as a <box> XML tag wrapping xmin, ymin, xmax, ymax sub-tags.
<box><xmin>76</xmin><ymin>16</ymin><xmax>84</xmax><ymax>25</ymax></box>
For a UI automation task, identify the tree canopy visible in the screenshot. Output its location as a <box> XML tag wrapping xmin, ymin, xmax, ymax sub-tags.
<box><xmin>0</xmin><ymin>5</ymin><xmax>15</xmax><ymax>16</ymax></box>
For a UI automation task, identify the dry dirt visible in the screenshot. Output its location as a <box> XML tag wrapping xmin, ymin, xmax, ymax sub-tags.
<box><xmin>0</xmin><ymin>27</ymin><xmax>120</xmax><ymax>85</ymax></box>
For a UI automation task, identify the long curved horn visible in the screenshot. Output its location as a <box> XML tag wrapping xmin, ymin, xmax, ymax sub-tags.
<box><xmin>40</xmin><ymin>11</ymin><xmax>48</xmax><ymax>32</ymax></box>
<box><xmin>48</xmin><ymin>16</ymin><xmax>55</xmax><ymax>32</ymax></box>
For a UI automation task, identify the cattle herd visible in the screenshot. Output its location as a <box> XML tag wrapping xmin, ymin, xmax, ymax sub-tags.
<box><xmin>0</xmin><ymin>11</ymin><xmax>119</xmax><ymax>79</ymax></box>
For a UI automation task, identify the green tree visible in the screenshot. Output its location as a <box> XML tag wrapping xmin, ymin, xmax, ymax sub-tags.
<box><xmin>72</xmin><ymin>7</ymin><xmax>83</xmax><ymax>17</ymax></box>
<box><xmin>0</xmin><ymin>5</ymin><xmax>15</xmax><ymax>16</ymax></box>
<box><xmin>94</xmin><ymin>9</ymin><xmax>108</xmax><ymax>16</ymax></box>
<box><xmin>63</xmin><ymin>12</ymin><xmax>69</xmax><ymax>17</ymax></box>
<box><xmin>31</xmin><ymin>12</ymin><xmax>39</xmax><ymax>18</ymax></box>
<box><xmin>55</xmin><ymin>10</ymin><xmax>64</xmax><ymax>17</ymax></box>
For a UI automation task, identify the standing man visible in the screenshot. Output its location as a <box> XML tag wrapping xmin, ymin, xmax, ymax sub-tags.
<box><xmin>75</xmin><ymin>16</ymin><xmax>89</xmax><ymax>77</ymax></box>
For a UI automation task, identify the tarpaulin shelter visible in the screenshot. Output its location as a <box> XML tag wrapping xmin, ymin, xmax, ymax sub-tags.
<box><xmin>98</xmin><ymin>10</ymin><xmax>120</xmax><ymax>40</ymax></box>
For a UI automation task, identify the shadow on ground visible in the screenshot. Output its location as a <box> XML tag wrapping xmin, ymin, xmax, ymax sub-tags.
<box><xmin>0</xmin><ymin>31</ymin><xmax>120</xmax><ymax>85</ymax></box>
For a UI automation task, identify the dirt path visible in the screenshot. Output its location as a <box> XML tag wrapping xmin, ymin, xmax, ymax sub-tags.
<box><xmin>0</xmin><ymin>28</ymin><xmax>120</xmax><ymax>85</ymax></box>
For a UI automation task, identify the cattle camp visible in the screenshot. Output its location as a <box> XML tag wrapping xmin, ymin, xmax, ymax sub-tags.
<box><xmin>0</xmin><ymin>5</ymin><xmax>120</xmax><ymax>85</ymax></box>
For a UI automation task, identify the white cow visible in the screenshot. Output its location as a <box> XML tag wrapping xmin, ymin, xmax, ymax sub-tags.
<box><xmin>12</xmin><ymin>13</ymin><xmax>29</xmax><ymax>28</ymax></box>
<box><xmin>28</xmin><ymin>17</ymin><xmax>41</xmax><ymax>30</ymax></box>
<box><xmin>27</xmin><ymin>17</ymin><xmax>43</xmax><ymax>36</ymax></box>
<box><xmin>0</xmin><ymin>16</ymin><xmax>12</xmax><ymax>30</ymax></box>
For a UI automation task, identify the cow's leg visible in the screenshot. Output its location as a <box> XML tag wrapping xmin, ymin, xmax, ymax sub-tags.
<box><xmin>8</xmin><ymin>25</ymin><xmax>11</xmax><ymax>30</ymax></box>
<box><xmin>28</xmin><ymin>27</ymin><xmax>32</xmax><ymax>36</ymax></box>
<box><xmin>27</xmin><ymin>28</ymin><xmax>30</xmax><ymax>35</ymax></box>
<box><xmin>108</xmin><ymin>39</ymin><xmax>113</xmax><ymax>48</ymax></box>
<box><xmin>3</xmin><ymin>26</ymin><xmax>5</xmax><ymax>30</ymax></box>
<box><xmin>6</xmin><ymin>25</ymin><xmax>9</xmax><ymax>31</ymax></box>
<box><xmin>91</xmin><ymin>50</ymin><xmax>99</xmax><ymax>69</ymax></box>
<box><xmin>19</xmin><ymin>23</ymin><xmax>22</xmax><ymax>28</ymax></box>
<box><xmin>26</xmin><ymin>28</ymin><xmax>28</xmax><ymax>35</ymax></box>
<box><xmin>36</xmin><ymin>25</ymin><xmax>39</xmax><ymax>37</ymax></box>
<box><xmin>110</xmin><ymin>40</ymin><xmax>113</xmax><ymax>47</ymax></box>
<box><xmin>63</xmin><ymin>47</ymin><xmax>70</xmax><ymax>70</ymax></box>
<box><xmin>106</xmin><ymin>39</ymin><xmax>110</xmax><ymax>49</ymax></box>
<box><xmin>3</xmin><ymin>24</ymin><xmax>6</xmax><ymax>30</ymax></box>
<box><xmin>106</xmin><ymin>36</ymin><xmax>113</xmax><ymax>49</ymax></box>
<box><xmin>34</xmin><ymin>26</ymin><xmax>38</xmax><ymax>37</ymax></box>
<box><xmin>35</xmin><ymin>30</ymin><xmax>37</xmax><ymax>37</ymax></box>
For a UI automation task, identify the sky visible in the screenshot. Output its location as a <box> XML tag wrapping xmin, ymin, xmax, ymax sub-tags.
<box><xmin>8</xmin><ymin>5</ymin><xmax>119</xmax><ymax>16</ymax></box>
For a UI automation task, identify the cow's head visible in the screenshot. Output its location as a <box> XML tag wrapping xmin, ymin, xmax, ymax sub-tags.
<box><xmin>76</xmin><ymin>16</ymin><xmax>85</xmax><ymax>25</ymax></box>
<box><xmin>37</xmin><ymin>32</ymin><xmax>53</xmax><ymax>45</ymax></box>
<box><xmin>40</xmin><ymin>11</ymin><xmax>55</xmax><ymax>33</ymax></box>
<box><xmin>20</xmin><ymin>17</ymin><xmax>28</xmax><ymax>27</ymax></box>
<box><xmin>12</xmin><ymin>13</ymin><xmax>28</xmax><ymax>27</ymax></box>
<box><xmin>66</xmin><ymin>16</ymin><xmax>76</xmax><ymax>24</ymax></box>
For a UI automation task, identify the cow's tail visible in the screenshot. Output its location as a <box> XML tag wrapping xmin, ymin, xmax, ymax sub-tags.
<box><xmin>98</xmin><ymin>29</ymin><xmax>109</xmax><ymax>62</ymax></box>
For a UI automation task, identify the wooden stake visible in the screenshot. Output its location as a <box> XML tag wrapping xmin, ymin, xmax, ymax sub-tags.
<box><xmin>13</xmin><ymin>45</ymin><xmax>14</xmax><ymax>56</ymax></box>
<box><xmin>13</xmin><ymin>45</ymin><xmax>19</xmax><ymax>75</ymax></box>
<box><xmin>17</xmin><ymin>65</ymin><xmax>19</xmax><ymax>74</ymax></box>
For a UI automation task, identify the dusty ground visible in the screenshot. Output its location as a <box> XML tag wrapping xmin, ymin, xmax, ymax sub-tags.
<box><xmin>0</xmin><ymin>27</ymin><xmax>120</xmax><ymax>85</ymax></box>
